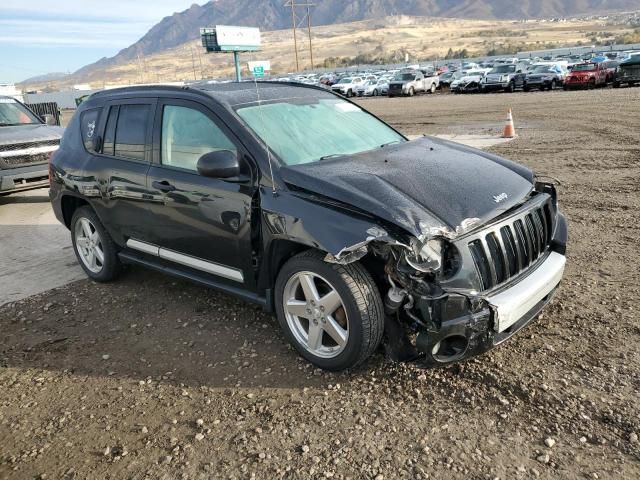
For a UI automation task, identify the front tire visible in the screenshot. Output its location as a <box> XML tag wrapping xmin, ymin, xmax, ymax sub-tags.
<box><xmin>275</xmin><ymin>250</ymin><xmax>384</xmax><ymax>371</ymax></box>
<box><xmin>71</xmin><ymin>206</ymin><xmax>121</xmax><ymax>282</ymax></box>
<box><xmin>408</xmin><ymin>87</ymin><xmax>415</xmax><ymax>97</ymax></box>
<box><xmin>505</xmin><ymin>81</ymin><xmax>515</xmax><ymax>93</ymax></box>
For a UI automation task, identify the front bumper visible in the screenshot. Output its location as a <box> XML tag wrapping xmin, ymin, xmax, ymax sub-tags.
<box><xmin>415</xmin><ymin>250</ymin><xmax>566</xmax><ymax>366</ymax></box>
<box><xmin>482</xmin><ymin>81</ymin><xmax>509</xmax><ymax>90</ymax></box>
<box><xmin>0</xmin><ymin>164</ymin><xmax>49</xmax><ymax>193</ymax></box>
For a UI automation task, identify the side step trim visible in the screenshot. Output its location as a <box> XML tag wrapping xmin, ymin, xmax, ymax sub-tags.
<box><xmin>125</xmin><ymin>238</ymin><xmax>243</xmax><ymax>283</ymax></box>
<box><xmin>118</xmin><ymin>251</ymin><xmax>267</xmax><ymax>308</ymax></box>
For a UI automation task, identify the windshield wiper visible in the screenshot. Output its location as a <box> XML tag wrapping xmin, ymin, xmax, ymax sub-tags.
<box><xmin>319</xmin><ymin>154</ymin><xmax>344</xmax><ymax>161</ymax></box>
<box><xmin>380</xmin><ymin>140</ymin><xmax>402</xmax><ymax>148</ymax></box>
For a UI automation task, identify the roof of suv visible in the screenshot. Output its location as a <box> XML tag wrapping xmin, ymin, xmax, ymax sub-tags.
<box><xmin>88</xmin><ymin>81</ymin><xmax>333</xmax><ymax>108</ymax></box>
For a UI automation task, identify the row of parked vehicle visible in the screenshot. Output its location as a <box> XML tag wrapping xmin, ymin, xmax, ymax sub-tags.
<box><xmin>273</xmin><ymin>50</ymin><xmax>640</xmax><ymax>98</ymax></box>
<box><xmin>444</xmin><ymin>57</ymin><xmax>636</xmax><ymax>94</ymax></box>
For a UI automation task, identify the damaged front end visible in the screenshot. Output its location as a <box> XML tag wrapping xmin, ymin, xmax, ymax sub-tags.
<box><xmin>271</xmin><ymin>137</ymin><xmax>568</xmax><ymax>367</ymax></box>
<box><xmin>319</xmin><ymin>182</ymin><xmax>568</xmax><ymax>367</ymax></box>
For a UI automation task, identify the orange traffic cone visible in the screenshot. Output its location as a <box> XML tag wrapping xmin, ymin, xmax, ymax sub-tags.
<box><xmin>502</xmin><ymin>109</ymin><xmax>516</xmax><ymax>138</ymax></box>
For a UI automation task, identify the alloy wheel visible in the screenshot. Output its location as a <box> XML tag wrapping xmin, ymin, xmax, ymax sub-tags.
<box><xmin>74</xmin><ymin>217</ymin><xmax>105</xmax><ymax>273</ymax></box>
<box><xmin>283</xmin><ymin>271</ymin><xmax>349</xmax><ymax>359</ymax></box>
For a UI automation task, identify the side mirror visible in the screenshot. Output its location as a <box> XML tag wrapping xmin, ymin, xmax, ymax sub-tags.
<box><xmin>43</xmin><ymin>114</ymin><xmax>57</xmax><ymax>126</ymax></box>
<box><xmin>197</xmin><ymin>150</ymin><xmax>240</xmax><ymax>179</ymax></box>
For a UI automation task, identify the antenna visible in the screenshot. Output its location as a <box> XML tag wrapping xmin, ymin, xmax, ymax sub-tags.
<box><xmin>252</xmin><ymin>77</ymin><xmax>277</xmax><ymax>196</ymax></box>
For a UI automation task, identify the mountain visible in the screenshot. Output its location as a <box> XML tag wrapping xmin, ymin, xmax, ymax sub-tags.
<box><xmin>56</xmin><ymin>0</ymin><xmax>640</xmax><ymax>79</ymax></box>
<box><xmin>20</xmin><ymin>72</ymin><xmax>69</xmax><ymax>84</ymax></box>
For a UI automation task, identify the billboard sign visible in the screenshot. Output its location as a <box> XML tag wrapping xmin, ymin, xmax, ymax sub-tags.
<box><xmin>200</xmin><ymin>25</ymin><xmax>260</xmax><ymax>52</ymax></box>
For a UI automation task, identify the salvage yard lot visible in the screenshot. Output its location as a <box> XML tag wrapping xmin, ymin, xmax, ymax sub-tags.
<box><xmin>1</xmin><ymin>88</ymin><xmax>639</xmax><ymax>479</ymax></box>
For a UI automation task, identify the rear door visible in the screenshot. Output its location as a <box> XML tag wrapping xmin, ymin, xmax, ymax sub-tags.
<box><xmin>142</xmin><ymin>97</ymin><xmax>258</xmax><ymax>289</ymax></box>
<box><xmin>85</xmin><ymin>98</ymin><xmax>156</xmax><ymax>245</ymax></box>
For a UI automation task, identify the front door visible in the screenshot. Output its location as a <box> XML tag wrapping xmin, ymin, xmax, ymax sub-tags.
<box><xmin>143</xmin><ymin>98</ymin><xmax>258</xmax><ymax>289</ymax></box>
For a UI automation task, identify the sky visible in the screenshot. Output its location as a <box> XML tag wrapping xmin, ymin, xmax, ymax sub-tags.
<box><xmin>0</xmin><ymin>0</ymin><xmax>203</xmax><ymax>84</ymax></box>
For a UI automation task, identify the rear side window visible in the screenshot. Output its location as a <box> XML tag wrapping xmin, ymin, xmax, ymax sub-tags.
<box><xmin>114</xmin><ymin>105</ymin><xmax>150</xmax><ymax>160</ymax></box>
<box><xmin>80</xmin><ymin>108</ymin><xmax>101</xmax><ymax>152</ymax></box>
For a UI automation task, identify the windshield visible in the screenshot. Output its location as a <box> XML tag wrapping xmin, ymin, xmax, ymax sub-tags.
<box><xmin>532</xmin><ymin>66</ymin><xmax>554</xmax><ymax>74</ymax></box>
<box><xmin>336</xmin><ymin>78</ymin><xmax>352</xmax><ymax>84</ymax></box>
<box><xmin>573</xmin><ymin>64</ymin><xmax>596</xmax><ymax>72</ymax></box>
<box><xmin>236</xmin><ymin>97</ymin><xmax>405</xmax><ymax>166</ymax></box>
<box><xmin>393</xmin><ymin>72</ymin><xmax>415</xmax><ymax>81</ymax></box>
<box><xmin>490</xmin><ymin>65</ymin><xmax>516</xmax><ymax>74</ymax></box>
<box><xmin>0</xmin><ymin>98</ymin><xmax>41</xmax><ymax>126</ymax></box>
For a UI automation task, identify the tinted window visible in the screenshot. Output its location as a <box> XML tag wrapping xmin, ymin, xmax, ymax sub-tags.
<box><xmin>161</xmin><ymin>105</ymin><xmax>236</xmax><ymax>172</ymax></box>
<box><xmin>114</xmin><ymin>104</ymin><xmax>150</xmax><ymax>160</ymax></box>
<box><xmin>102</xmin><ymin>106</ymin><xmax>118</xmax><ymax>156</ymax></box>
<box><xmin>80</xmin><ymin>108</ymin><xmax>101</xmax><ymax>152</ymax></box>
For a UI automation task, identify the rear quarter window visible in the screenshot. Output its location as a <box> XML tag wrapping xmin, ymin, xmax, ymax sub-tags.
<box><xmin>80</xmin><ymin>108</ymin><xmax>101</xmax><ymax>153</ymax></box>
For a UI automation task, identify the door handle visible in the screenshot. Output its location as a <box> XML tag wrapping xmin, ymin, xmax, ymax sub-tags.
<box><xmin>152</xmin><ymin>180</ymin><xmax>176</xmax><ymax>192</ymax></box>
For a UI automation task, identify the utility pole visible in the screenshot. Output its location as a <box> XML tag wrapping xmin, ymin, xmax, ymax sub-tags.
<box><xmin>288</xmin><ymin>0</ymin><xmax>300</xmax><ymax>71</ymax></box>
<box><xmin>285</xmin><ymin>1</ymin><xmax>315</xmax><ymax>71</ymax></box>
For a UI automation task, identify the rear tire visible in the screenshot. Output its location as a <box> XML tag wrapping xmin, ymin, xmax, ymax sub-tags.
<box><xmin>274</xmin><ymin>250</ymin><xmax>384</xmax><ymax>371</ymax></box>
<box><xmin>71</xmin><ymin>206</ymin><xmax>121</xmax><ymax>282</ymax></box>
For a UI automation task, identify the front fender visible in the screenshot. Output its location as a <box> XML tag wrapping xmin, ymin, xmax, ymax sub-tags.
<box><xmin>260</xmin><ymin>188</ymin><xmax>396</xmax><ymax>260</ymax></box>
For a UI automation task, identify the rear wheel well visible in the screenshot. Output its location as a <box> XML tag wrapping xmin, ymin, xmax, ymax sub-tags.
<box><xmin>61</xmin><ymin>195</ymin><xmax>89</xmax><ymax>228</ymax></box>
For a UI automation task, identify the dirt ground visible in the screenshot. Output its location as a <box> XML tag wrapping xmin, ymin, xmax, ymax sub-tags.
<box><xmin>1</xmin><ymin>87</ymin><xmax>639</xmax><ymax>479</ymax></box>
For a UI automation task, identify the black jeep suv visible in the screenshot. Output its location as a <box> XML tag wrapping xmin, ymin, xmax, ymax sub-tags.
<box><xmin>50</xmin><ymin>83</ymin><xmax>568</xmax><ymax>371</ymax></box>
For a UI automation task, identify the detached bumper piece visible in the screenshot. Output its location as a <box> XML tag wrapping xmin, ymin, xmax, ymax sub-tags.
<box><xmin>415</xmin><ymin>251</ymin><xmax>566</xmax><ymax>367</ymax></box>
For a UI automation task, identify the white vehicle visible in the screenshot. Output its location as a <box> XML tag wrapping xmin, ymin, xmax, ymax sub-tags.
<box><xmin>331</xmin><ymin>77</ymin><xmax>365</xmax><ymax>97</ymax></box>
<box><xmin>357</xmin><ymin>78</ymin><xmax>389</xmax><ymax>97</ymax></box>
<box><xmin>450</xmin><ymin>69</ymin><xmax>488</xmax><ymax>93</ymax></box>
<box><xmin>387</xmin><ymin>70</ymin><xmax>439</xmax><ymax>96</ymax></box>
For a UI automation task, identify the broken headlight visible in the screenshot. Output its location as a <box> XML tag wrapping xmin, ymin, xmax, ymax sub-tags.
<box><xmin>405</xmin><ymin>238</ymin><xmax>461</xmax><ymax>279</ymax></box>
<box><xmin>405</xmin><ymin>238</ymin><xmax>444</xmax><ymax>274</ymax></box>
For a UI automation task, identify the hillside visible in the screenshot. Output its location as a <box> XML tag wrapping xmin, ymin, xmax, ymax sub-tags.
<box><xmin>22</xmin><ymin>14</ymin><xmax>638</xmax><ymax>91</ymax></box>
<box><xmin>75</xmin><ymin>0</ymin><xmax>638</xmax><ymax>75</ymax></box>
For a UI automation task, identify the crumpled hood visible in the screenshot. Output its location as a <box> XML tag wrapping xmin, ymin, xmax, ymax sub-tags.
<box><xmin>279</xmin><ymin>136</ymin><xmax>534</xmax><ymax>240</ymax></box>
<box><xmin>0</xmin><ymin>124</ymin><xmax>63</xmax><ymax>146</ymax></box>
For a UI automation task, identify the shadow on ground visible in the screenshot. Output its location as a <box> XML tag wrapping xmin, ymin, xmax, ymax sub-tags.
<box><xmin>0</xmin><ymin>266</ymin><xmax>380</xmax><ymax>389</ymax></box>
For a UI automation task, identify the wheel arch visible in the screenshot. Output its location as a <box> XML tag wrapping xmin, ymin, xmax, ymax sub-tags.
<box><xmin>61</xmin><ymin>194</ymin><xmax>90</xmax><ymax>228</ymax></box>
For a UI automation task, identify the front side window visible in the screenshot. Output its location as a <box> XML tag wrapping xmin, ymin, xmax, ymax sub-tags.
<box><xmin>0</xmin><ymin>98</ymin><xmax>40</xmax><ymax>126</ymax></box>
<box><xmin>161</xmin><ymin>105</ymin><xmax>236</xmax><ymax>172</ymax></box>
<box><xmin>114</xmin><ymin>105</ymin><xmax>150</xmax><ymax>160</ymax></box>
<box><xmin>236</xmin><ymin>97</ymin><xmax>405</xmax><ymax>166</ymax></box>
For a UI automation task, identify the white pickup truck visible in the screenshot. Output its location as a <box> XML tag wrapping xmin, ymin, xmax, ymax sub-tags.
<box><xmin>387</xmin><ymin>70</ymin><xmax>439</xmax><ymax>97</ymax></box>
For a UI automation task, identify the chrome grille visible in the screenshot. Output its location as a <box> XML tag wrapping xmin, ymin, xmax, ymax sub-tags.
<box><xmin>468</xmin><ymin>199</ymin><xmax>554</xmax><ymax>291</ymax></box>
<box><xmin>0</xmin><ymin>140</ymin><xmax>59</xmax><ymax>168</ymax></box>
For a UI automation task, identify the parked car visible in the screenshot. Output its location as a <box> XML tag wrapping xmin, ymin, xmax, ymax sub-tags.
<box><xmin>357</xmin><ymin>78</ymin><xmax>388</xmax><ymax>97</ymax></box>
<box><xmin>523</xmin><ymin>66</ymin><xmax>565</xmax><ymax>91</ymax></box>
<box><xmin>563</xmin><ymin>63</ymin><xmax>607</xmax><ymax>90</ymax></box>
<box><xmin>388</xmin><ymin>70</ymin><xmax>426</xmax><ymax>97</ymax></box>
<box><xmin>450</xmin><ymin>69</ymin><xmax>487</xmax><ymax>93</ymax></box>
<box><xmin>0</xmin><ymin>95</ymin><xmax>63</xmax><ymax>195</ymax></box>
<box><xmin>601</xmin><ymin>60</ymin><xmax>620</xmax><ymax>84</ymax></box>
<box><xmin>331</xmin><ymin>76</ymin><xmax>365</xmax><ymax>97</ymax></box>
<box><xmin>49</xmin><ymin>82</ymin><xmax>567</xmax><ymax>371</ymax></box>
<box><xmin>613</xmin><ymin>54</ymin><xmax>640</xmax><ymax>88</ymax></box>
<box><xmin>480</xmin><ymin>65</ymin><xmax>526</xmax><ymax>93</ymax></box>
<box><xmin>437</xmin><ymin>71</ymin><xmax>457</xmax><ymax>89</ymax></box>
